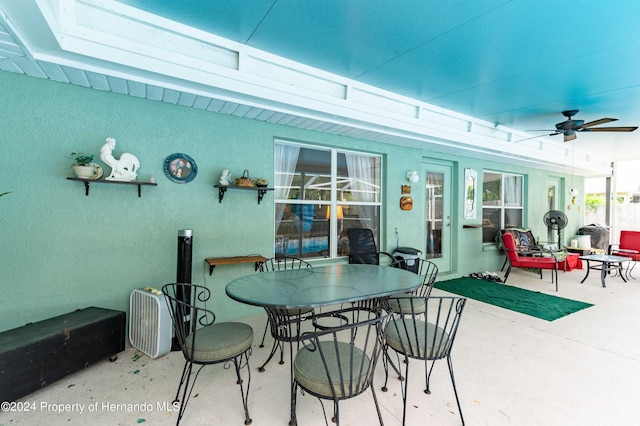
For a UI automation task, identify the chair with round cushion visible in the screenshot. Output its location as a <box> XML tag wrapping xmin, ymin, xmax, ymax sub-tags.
<box><xmin>382</xmin><ymin>296</ymin><xmax>467</xmax><ymax>426</ymax></box>
<box><xmin>289</xmin><ymin>307</ymin><xmax>391</xmax><ymax>426</ymax></box>
<box><xmin>163</xmin><ymin>283</ymin><xmax>253</xmax><ymax>425</ymax></box>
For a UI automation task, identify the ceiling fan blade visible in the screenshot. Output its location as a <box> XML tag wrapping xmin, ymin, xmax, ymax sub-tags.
<box><xmin>564</xmin><ymin>132</ymin><xmax>577</xmax><ymax>142</ymax></box>
<box><xmin>577</xmin><ymin>118</ymin><xmax>617</xmax><ymax>129</ymax></box>
<box><xmin>513</xmin><ymin>132</ymin><xmax>559</xmax><ymax>142</ymax></box>
<box><xmin>582</xmin><ymin>126</ymin><xmax>638</xmax><ymax>132</ymax></box>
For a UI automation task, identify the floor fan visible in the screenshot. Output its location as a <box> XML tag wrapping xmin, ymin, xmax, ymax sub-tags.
<box><xmin>543</xmin><ymin>210</ymin><xmax>568</xmax><ymax>248</ymax></box>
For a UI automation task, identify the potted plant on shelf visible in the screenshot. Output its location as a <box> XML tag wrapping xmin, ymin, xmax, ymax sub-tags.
<box><xmin>69</xmin><ymin>152</ymin><xmax>102</xmax><ymax>179</ymax></box>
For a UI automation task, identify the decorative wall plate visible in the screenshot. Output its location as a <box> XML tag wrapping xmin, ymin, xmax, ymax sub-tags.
<box><xmin>400</xmin><ymin>196</ymin><xmax>413</xmax><ymax>210</ymax></box>
<box><xmin>164</xmin><ymin>153</ymin><xmax>197</xmax><ymax>183</ymax></box>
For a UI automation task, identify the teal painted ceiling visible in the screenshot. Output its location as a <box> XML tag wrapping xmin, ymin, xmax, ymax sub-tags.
<box><xmin>116</xmin><ymin>0</ymin><xmax>640</xmax><ymax>159</ymax></box>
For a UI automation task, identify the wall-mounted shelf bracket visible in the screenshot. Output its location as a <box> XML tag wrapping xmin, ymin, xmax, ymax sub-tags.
<box><xmin>216</xmin><ymin>185</ymin><xmax>227</xmax><ymax>203</ymax></box>
<box><xmin>214</xmin><ymin>185</ymin><xmax>273</xmax><ymax>204</ymax></box>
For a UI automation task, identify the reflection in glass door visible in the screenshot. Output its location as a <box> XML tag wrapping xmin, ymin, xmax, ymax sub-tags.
<box><xmin>426</xmin><ymin>172</ymin><xmax>442</xmax><ymax>258</ymax></box>
<box><xmin>425</xmin><ymin>163</ymin><xmax>452</xmax><ymax>272</ymax></box>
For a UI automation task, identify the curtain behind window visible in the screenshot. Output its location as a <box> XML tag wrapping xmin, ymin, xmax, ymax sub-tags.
<box><xmin>345</xmin><ymin>153</ymin><xmax>375</xmax><ymax>229</ymax></box>
<box><xmin>274</xmin><ymin>144</ymin><xmax>300</xmax><ymax>227</ymax></box>
<box><xmin>504</xmin><ymin>175</ymin><xmax>522</xmax><ymax>206</ymax></box>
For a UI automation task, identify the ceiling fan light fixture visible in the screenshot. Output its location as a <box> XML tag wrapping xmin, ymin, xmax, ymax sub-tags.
<box><xmin>556</xmin><ymin>120</ymin><xmax>583</xmax><ymax>131</ymax></box>
<box><xmin>537</xmin><ymin>110</ymin><xmax>639</xmax><ymax>142</ymax></box>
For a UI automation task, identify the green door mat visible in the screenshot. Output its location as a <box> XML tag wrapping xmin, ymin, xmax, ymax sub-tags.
<box><xmin>434</xmin><ymin>277</ymin><xmax>593</xmax><ymax>321</ymax></box>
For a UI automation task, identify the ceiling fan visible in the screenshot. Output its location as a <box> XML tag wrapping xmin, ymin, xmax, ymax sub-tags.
<box><xmin>531</xmin><ymin>110</ymin><xmax>638</xmax><ymax>142</ymax></box>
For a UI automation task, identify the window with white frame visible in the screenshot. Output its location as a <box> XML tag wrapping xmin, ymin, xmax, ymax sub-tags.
<box><xmin>274</xmin><ymin>141</ymin><xmax>382</xmax><ymax>259</ymax></box>
<box><xmin>482</xmin><ymin>171</ymin><xmax>524</xmax><ymax>244</ymax></box>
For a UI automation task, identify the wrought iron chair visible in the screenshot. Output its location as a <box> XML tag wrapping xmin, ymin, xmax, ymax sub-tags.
<box><xmin>347</xmin><ymin>228</ymin><xmax>396</xmax><ymax>266</ymax></box>
<box><xmin>162</xmin><ymin>283</ymin><xmax>253</xmax><ymax>425</ymax></box>
<box><xmin>502</xmin><ymin>232</ymin><xmax>559</xmax><ymax>291</ymax></box>
<box><xmin>382</xmin><ymin>296</ymin><xmax>467</xmax><ymax>426</ymax></box>
<box><xmin>290</xmin><ymin>307</ymin><xmax>391</xmax><ymax>426</ymax></box>
<box><xmin>258</xmin><ymin>256</ymin><xmax>313</xmax><ymax>372</ymax></box>
<box><xmin>386</xmin><ymin>258</ymin><xmax>438</xmax><ymax>315</ymax></box>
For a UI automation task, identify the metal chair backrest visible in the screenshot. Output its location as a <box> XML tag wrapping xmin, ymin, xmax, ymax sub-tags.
<box><xmin>386</xmin><ymin>296</ymin><xmax>466</xmax><ymax>361</ymax></box>
<box><xmin>260</xmin><ymin>256</ymin><xmax>312</xmax><ymax>272</ymax></box>
<box><xmin>411</xmin><ymin>259</ymin><xmax>439</xmax><ymax>298</ymax></box>
<box><xmin>162</xmin><ymin>283</ymin><xmax>215</xmax><ymax>360</ymax></box>
<box><xmin>393</xmin><ymin>259</ymin><xmax>438</xmax><ymax>297</ymax></box>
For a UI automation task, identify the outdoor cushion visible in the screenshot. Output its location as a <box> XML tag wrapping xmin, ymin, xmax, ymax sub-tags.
<box><xmin>385</xmin><ymin>318</ymin><xmax>450</xmax><ymax>360</ymax></box>
<box><xmin>185</xmin><ymin>322</ymin><xmax>253</xmax><ymax>362</ymax></box>
<box><xmin>294</xmin><ymin>341</ymin><xmax>370</xmax><ymax>397</ymax></box>
<box><xmin>385</xmin><ymin>294</ymin><xmax>426</xmax><ymax>315</ymax></box>
<box><xmin>515</xmin><ymin>256</ymin><xmax>557</xmax><ymax>269</ymax></box>
<box><xmin>501</xmin><ymin>228</ymin><xmax>540</xmax><ymax>252</ymax></box>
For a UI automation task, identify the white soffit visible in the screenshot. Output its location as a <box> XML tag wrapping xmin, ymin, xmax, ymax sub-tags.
<box><xmin>0</xmin><ymin>0</ymin><xmax>611</xmax><ymax>176</ymax></box>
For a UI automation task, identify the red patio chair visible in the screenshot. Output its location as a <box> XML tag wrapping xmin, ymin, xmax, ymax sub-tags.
<box><xmin>609</xmin><ymin>230</ymin><xmax>640</xmax><ymax>279</ymax></box>
<box><xmin>501</xmin><ymin>232</ymin><xmax>559</xmax><ymax>291</ymax></box>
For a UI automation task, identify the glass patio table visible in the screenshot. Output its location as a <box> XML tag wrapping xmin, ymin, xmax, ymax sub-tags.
<box><xmin>225</xmin><ymin>263</ymin><xmax>422</xmax><ymax>309</ymax></box>
<box><xmin>578</xmin><ymin>254</ymin><xmax>631</xmax><ymax>288</ymax></box>
<box><xmin>226</xmin><ymin>263</ymin><xmax>422</xmax><ymax>422</ymax></box>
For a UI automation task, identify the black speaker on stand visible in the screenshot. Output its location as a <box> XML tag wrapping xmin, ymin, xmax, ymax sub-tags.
<box><xmin>172</xmin><ymin>229</ymin><xmax>193</xmax><ymax>351</ymax></box>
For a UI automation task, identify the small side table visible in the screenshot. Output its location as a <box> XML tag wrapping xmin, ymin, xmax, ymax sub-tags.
<box><xmin>205</xmin><ymin>255</ymin><xmax>268</xmax><ymax>275</ymax></box>
<box><xmin>578</xmin><ymin>254</ymin><xmax>631</xmax><ymax>287</ymax></box>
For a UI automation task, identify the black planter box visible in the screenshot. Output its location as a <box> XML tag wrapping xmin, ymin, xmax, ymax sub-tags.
<box><xmin>0</xmin><ymin>307</ymin><xmax>126</xmax><ymax>402</ymax></box>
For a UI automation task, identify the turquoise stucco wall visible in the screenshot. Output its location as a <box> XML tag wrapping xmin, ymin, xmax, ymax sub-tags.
<box><xmin>0</xmin><ymin>71</ymin><xmax>583</xmax><ymax>332</ymax></box>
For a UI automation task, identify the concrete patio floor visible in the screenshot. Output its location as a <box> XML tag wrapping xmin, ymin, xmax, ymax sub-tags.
<box><xmin>2</xmin><ymin>264</ymin><xmax>639</xmax><ymax>425</ymax></box>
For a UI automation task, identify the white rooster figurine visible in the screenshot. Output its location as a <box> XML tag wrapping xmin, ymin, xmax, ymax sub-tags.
<box><xmin>100</xmin><ymin>137</ymin><xmax>140</xmax><ymax>182</ymax></box>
